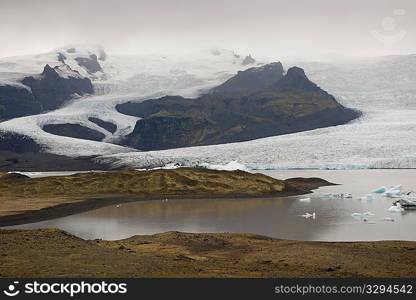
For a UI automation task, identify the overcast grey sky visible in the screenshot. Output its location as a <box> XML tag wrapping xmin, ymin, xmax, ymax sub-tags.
<box><xmin>0</xmin><ymin>0</ymin><xmax>415</xmax><ymax>59</ymax></box>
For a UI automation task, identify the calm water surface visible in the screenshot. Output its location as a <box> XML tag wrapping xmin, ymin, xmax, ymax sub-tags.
<box><xmin>4</xmin><ymin>169</ymin><xmax>416</xmax><ymax>241</ymax></box>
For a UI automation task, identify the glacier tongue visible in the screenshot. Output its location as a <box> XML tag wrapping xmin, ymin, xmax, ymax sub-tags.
<box><xmin>2</xmin><ymin>51</ymin><xmax>416</xmax><ymax>169</ymax></box>
<box><xmin>96</xmin><ymin>56</ymin><xmax>416</xmax><ymax>170</ymax></box>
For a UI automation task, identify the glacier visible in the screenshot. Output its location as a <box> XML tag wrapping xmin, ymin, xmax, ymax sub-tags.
<box><xmin>1</xmin><ymin>48</ymin><xmax>416</xmax><ymax>169</ymax></box>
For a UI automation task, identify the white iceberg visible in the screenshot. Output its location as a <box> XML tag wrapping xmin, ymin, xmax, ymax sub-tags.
<box><xmin>383</xmin><ymin>185</ymin><xmax>403</xmax><ymax>198</ymax></box>
<box><xmin>373</xmin><ymin>186</ymin><xmax>388</xmax><ymax>194</ymax></box>
<box><xmin>359</xmin><ymin>194</ymin><xmax>374</xmax><ymax>201</ymax></box>
<box><xmin>321</xmin><ymin>193</ymin><xmax>352</xmax><ymax>199</ymax></box>
<box><xmin>363</xmin><ymin>212</ymin><xmax>375</xmax><ymax>216</ymax></box>
<box><xmin>199</xmin><ymin>161</ymin><xmax>249</xmax><ymax>171</ymax></box>
<box><xmin>351</xmin><ymin>213</ymin><xmax>363</xmax><ymax>220</ymax></box>
<box><xmin>300</xmin><ymin>212</ymin><xmax>316</xmax><ymax>219</ymax></box>
<box><xmin>383</xmin><ymin>217</ymin><xmax>395</xmax><ymax>222</ymax></box>
<box><xmin>388</xmin><ymin>203</ymin><xmax>404</xmax><ymax>212</ymax></box>
<box><xmin>299</xmin><ymin>197</ymin><xmax>311</xmax><ymax>203</ymax></box>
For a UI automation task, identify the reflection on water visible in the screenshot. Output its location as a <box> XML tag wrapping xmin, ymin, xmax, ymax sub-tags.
<box><xmin>5</xmin><ymin>169</ymin><xmax>416</xmax><ymax>241</ymax></box>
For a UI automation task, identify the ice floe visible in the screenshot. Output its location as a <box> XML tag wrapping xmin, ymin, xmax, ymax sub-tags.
<box><xmin>359</xmin><ymin>194</ymin><xmax>374</xmax><ymax>201</ymax></box>
<box><xmin>321</xmin><ymin>193</ymin><xmax>352</xmax><ymax>199</ymax></box>
<box><xmin>373</xmin><ymin>186</ymin><xmax>388</xmax><ymax>194</ymax></box>
<box><xmin>300</xmin><ymin>212</ymin><xmax>316</xmax><ymax>219</ymax></box>
<box><xmin>388</xmin><ymin>203</ymin><xmax>404</xmax><ymax>212</ymax></box>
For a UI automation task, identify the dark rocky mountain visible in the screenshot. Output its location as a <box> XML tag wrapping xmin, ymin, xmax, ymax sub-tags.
<box><xmin>22</xmin><ymin>64</ymin><xmax>93</xmax><ymax>111</ymax></box>
<box><xmin>0</xmin><ymin>132</ymin><xmax>41</xmax><ymax>153</ymax></box>
<box><xmin>116</xmin><ymin>63</ymin><xmax>361</xmax><ymax>151</ymax></box>
<box><xmin>0</xmin><ymin>64</ymin><xmax>93</xmax><ymax>120</ymax></box>
<box><xmin>88</xmin><ymin>117</ymin><xmax>117</xmax><ymax>134</ymax></box>
<box><xmin>74</xmin><ymin>54</ymin><xmax>103</xmax><ymax>74</ymax></box>
<box><xmin>211</xmin><ymin>62</ymin><xmax>284</xmax><ymax>94</ymax></box>
<box><xmin>42</xmin><ymin>124</ymin><xmax>105</xmax><ymax>142</ymax></box>
<box><xmin>242</xmin><ymin>54</ymin><xmax>255</xmax><ymax>65</ymax></box>
<box><xmin>0</xmin><ymin>85</ymin><xmax>40</xmax><ymax>120</ymax></box>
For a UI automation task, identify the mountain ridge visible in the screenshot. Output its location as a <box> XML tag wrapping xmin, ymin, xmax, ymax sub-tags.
<box><xmin>116</xmin><ymin>63</ymin><xmax>360</xmax><ymax>150</ymax></box>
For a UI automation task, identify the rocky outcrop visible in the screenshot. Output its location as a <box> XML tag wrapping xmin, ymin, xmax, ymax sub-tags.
<box><xmin>242</xmin><ymin>54</ymin><xmax>255</xmax><ymax>65</ymax></box>
<box><xmin>21</xmin><ymin>64</ymin><xmax>93</xmax><ymax>111</ymax></box>
<box><xmin>88</xmin><ymin>117</ymin><xmax>117</xmax><ymax>133</ymax></box>
<box><xmin>0</xmin><ymin>64</ymin><xmax>93</xmax><ymax>120</ymax></box>
<box><xmin>0</xmin><ymin>85</ymin><xmax>41</xmax><ymax>120</ymax></box>
<box><xmin>42</xmin><ymin>123</ymin><xmax>105</xmax><ymax>142</ymax></box>
<box><xmin>211</xmin><ymin>62</ymin><xmax>284</xmax><ymax>94</ymax></box>
<box><xmin>0</xmin><ymin>132</ymin><xmax>41</xmax><ymax>153</ymax></box>
<box><xmin>273</xmin><ymin>66</ymin><xmax>318</xmax><ymax>91</ymax></box>
<box><xmin>116</xmin><ymin>63</ymin><xmax>361</xmax><ymax>151</ymax></box>
<box><xmin>74</xmin><ymin>54</ymin><xmax>102</xmax><ymax>73</ymax></box>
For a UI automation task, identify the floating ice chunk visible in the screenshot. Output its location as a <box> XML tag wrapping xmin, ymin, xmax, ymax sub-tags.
<box><xmin>300</xmin><ymin>212</ymin><xmax>316</xmax><ymax>219</ymax></box>
<box><xmin>359</xmin><ymin>194</ymin><xmax>374</xmax><ymax>201</ymax></box>
<box><xmin>383</xmin><ymin>185</ymin><xmax>403</xmax><ymax>197</ymax></box>
<box><xmin>352</xmin><ymin>212</ymin><xmax>375</xmax><ymax>223</ymax></box>
<box><xmin>388</xmin><ymin>203</ymin><xmax>404</xmax><ymax>212</ymax></box>
<box><xmin>351</xmin><ymin>213</ymin><xmax>363</xmax><ymax>220</ymax></box>
<box><xmin>373</xmin><ymin>186</ymin><xmax>388</xmax><ymax>194</ymax></box>
<box><xmin>383</xmin><ymin>217</ymin><xmax>395</xmax><ymax>222</ymax></box>
<box><xmin>299</xmin><ymin>197</ymin><xmax>311</xmax><ymax>203</ymax></box>
<box><xmin>321</xmin><ymin>193</ymin><xmax>352</xmax><ymax>199</ymax></box>
<box><xmin>363</xmin><ymin>212</ymin><xmax>375</xmax><ymax>216</ymax></box>
<box><xmin>384</xmin><ymin>191</ymin><xmax>402</xmax><ymax>198</ymax></box>
<box><xmin>200</xmin><ymin>161</ymin><xmax>248</xmax><ymax>171</ymax></box>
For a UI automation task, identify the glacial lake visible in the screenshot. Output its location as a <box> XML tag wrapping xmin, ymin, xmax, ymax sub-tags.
<box><xmin>4</xmin><ymin>169</ymin><xmax>416</xmax><ymax>241</ymax></box>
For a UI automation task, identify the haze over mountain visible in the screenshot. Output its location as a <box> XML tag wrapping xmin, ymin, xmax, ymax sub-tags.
<box><xmin>1</xmin><ymin>0</ymin><xmax>415</xmax><ymax>60</ymax></box>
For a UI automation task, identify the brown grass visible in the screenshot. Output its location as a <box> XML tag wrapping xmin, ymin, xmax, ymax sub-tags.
<box><xmin>1</xmin><ymin>229</ymin><xmax>415</xmax><ymax>278</ymax></box>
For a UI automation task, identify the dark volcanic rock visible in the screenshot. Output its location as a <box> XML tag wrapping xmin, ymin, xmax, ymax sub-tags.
<box><xmin>116</xmin><ymin>63</ymin><xmax>361</xmax><ymax>151</ymax></box>
<box><xmin>0</xmin><ymin>85</ymin><xmax>41</xmax><ymax>120</ymax></box>
<box><xmin>21</xmin><ymin>64</ymin><xmax>93</xmax><ymax>111</ymax></box>
<box><xmin>0</xmin><ymin>150</ymin><xmax>111</xmax><ymax>172</ymax></box>
<box><xmin>211</xmin><ymin>62</ymin><xmax>284</xmax><ymax>94</ymax></box>
<box><xmin>42</xmin><ymin>123</ymin><xmax>105</xmax><ymax>142</ymax></box>
<box><xmin>274</xmin><ymin>67</ymin><xmax>318</xmax><ymax>91</ymax></box>
<box><xmin>1</xmin><ymin>64</ymin><xmax>93</xmax><ymax>120</ymax></box>
<box><xmin>74</xmin><ymin>54</ymin><xmax>102</xmax><ymax>73</ymax></box>
<box><xmin>242</xmin><ymin>54</ymin><xmax>255</xmax><ymax>65</ymax></box>
<box><xmin>124</xmin><ymin>115</ymin><xmax>215</xmax><ymax>151</ymax></box>
<box><xmin>88</xmin><ymin>117</ymin><xmax>117</xmax><ymax>133</ymax></box>
<box><xmin>57</xmin><ymin>52</ymin><xmax>66</xmax><ymax>63</ymax></box>
<box><xmin>0</xmin><ymin>132</ymin><xmax>42</xmax><ymax>153</ymax></box>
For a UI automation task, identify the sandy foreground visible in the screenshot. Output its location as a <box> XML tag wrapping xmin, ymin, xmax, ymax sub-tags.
<box><xmin>1</xmin><ymin>229</ymin><xmax>415</xmax><ymax>278</ymax></box>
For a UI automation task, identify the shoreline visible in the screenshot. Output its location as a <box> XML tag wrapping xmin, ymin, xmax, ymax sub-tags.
<box><xmin>0</xmin><ymin>168</ymin><xmax>334</xmax><ymax>227</ymax></box>
<box><xmin>0</xmin><ymin>192</ymin><xmax>305</xmax><ymax>227</ymax></box>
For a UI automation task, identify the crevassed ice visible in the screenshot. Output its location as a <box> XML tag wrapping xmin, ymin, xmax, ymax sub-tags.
<box><xmin>1</xmin><ymin>51</ymin><xmax>416</xmax><ymax>169</ymax></box>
